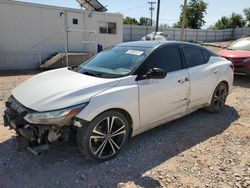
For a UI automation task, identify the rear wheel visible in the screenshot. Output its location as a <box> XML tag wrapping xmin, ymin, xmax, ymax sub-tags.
<box><xmin>77</xmin><ymin>110</ymin><xmax>130</xmax><ymax>162</ymax></box>
<box><xmin>205</xmin><ymin>82</ymin><xmax>228</xmax><ymax>113</ymax></box>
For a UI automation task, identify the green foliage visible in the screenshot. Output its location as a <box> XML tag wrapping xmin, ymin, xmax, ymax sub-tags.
<box><xmin>177</xmin><ymin>0</ymin><xmax>208</xmax><ymax>29</ymax></box>
<box><xmin>213</xmin><ymin>13</ymin><xmax>246</xmax><ymax>29</ymax></box>
<box><xmin>185</xmin><ymin>0</ymin><xmax>208</xmax><ymax>29</ymax></box>
<box><xmin>172</xmin><ymin>22</ymin><xmax>181</xmax><ymax>28</ymax></box>
<box><xmin>160</xmin><ymin>23</ymin><xmax>171</xmax><ymax>28</ymax></box>
<box><xmin>213</xmin><ymin>16</ymin><xmax>231</xmax><ymax>29</ymax></box>
<box><xmin>244</xmin><ymin>8</ymin><xmax>250</xmax><ymax>27</ymax></box>
<box><xmin>139</xmin><ymin>17</ymin><xmax>152</xmax><ymax>26</ymax></box>
<box><xmin>123</xmin><ymin>16</ymin><xmax>152</xmax><ymax>26</ymax></box>
<box><xmin>123</xmin><ymin>17</ymin><xmax>139</xmax><ymax>25</ymax></box>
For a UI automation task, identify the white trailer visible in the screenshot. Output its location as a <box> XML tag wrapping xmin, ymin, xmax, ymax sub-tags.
<box><xmin>0</xmin><ymin>0</ymin><xmax>123</xmax><ymax>70</ymax></box>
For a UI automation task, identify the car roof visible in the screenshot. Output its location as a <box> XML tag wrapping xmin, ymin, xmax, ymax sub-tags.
<box><xmin>117</xmin><ymin>40</ymin><xmax>203</xmax><ymax>49</ymax></box>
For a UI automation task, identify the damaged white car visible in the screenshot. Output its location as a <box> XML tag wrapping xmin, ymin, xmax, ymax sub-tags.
<box><xmin>3</xmin><ymin>41</ymin><xmax>233</xmax><ymax>161</ymax></box>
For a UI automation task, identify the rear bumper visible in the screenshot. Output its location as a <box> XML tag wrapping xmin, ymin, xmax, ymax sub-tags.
<box><xmin>234</xmin><ymin>66</ymin><xmax>250</xmax><ymax>75</ymax></box>
<box><xmin>233</xmin><ymin>62</ymin><xmax>250</xmax><ymax>75</ymax></box>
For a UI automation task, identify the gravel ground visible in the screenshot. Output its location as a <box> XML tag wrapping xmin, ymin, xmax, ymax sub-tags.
<box><xmin>0</xmin><ymin>44</ymin><xmax>250</xmax><ymax>188</ymax></box>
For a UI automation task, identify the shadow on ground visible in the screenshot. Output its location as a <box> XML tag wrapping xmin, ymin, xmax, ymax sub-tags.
<box><xmin>0</xmin><ymin>105</ymin><xmax>239</xmax><ymax>188</ymax></box>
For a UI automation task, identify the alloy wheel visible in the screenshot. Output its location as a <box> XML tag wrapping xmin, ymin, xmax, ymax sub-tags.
<box><xmin>89</xmin><ymin>116</ymin><xmax>127</xmax><ymax>159</ymax></box>
<box><xmin>214</xmin><ymin>83</ymin><xmax>228</xmax><ymax>111</ymax></box>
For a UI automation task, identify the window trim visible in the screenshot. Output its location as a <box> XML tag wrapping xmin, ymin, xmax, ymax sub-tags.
<box><xmin>99</xmin><ymin>21</ymin><xmax>117</xmax><ymax>35</ymax></box>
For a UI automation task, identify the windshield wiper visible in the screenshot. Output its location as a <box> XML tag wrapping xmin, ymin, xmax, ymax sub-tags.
<box><xmin>82</xmin><ymin>71</ymin><xmax>102</xmax><ymax>77</ymax></box>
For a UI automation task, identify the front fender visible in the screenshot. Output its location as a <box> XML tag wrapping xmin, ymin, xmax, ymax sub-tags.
<box><xmin>76</xmin><ymin>76</ymin><xmax>140</xmax><ymax>134</ymax></box>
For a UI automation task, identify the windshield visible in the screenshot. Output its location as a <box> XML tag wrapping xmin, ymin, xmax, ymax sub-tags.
<box><xmin>77</xmin><ymin>46</ymin><xmax>151</xmax><ymax>78</ymax></box>
<box><xmin>227</xmin><ymin>38</ymin><xmax>250</xmax><ymax>51</ymax></box>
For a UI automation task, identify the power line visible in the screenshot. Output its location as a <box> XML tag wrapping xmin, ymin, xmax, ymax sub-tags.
<box><xmin>148</xmin><ymin>1</ymin><xmax>156</xmax><ymax>26</ymax></box>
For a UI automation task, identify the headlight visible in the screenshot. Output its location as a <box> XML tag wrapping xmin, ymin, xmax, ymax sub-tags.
<box><xmin>24</xmin><ymin>103</ymin><xmax>87</xmax><ymax>125</ymax></box>
<box><xmin>243</xmin><ymin>58</ymin><xmax>250</xmax><ymax>63</ymax></box>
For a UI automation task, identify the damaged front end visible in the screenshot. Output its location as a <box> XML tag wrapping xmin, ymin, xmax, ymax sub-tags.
<box><xmin>3</xmin><ymin>96</ymin><xmax>86</xmax><ymax>155</ymax></box>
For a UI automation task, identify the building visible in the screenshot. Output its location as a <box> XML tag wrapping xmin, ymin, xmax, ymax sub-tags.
<box><xmin>0</xmin><ymin>0</ymin><xmax>123</xmax><ymax>70</ymax></box>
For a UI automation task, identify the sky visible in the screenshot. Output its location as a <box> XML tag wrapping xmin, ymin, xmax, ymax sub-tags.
<box><xmin>17</xmin><ymin>0</ymin><xmax>250</xmax><ymax>28</ymax></box>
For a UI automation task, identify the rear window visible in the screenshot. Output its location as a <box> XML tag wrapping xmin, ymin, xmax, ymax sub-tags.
<box><xmin>183</xmin><ymin>46</ymin><xmax>206</xmax><ymax>68</ymax></box>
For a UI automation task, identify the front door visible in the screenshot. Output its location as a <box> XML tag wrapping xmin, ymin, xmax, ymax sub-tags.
<box><xmin>138</xmin><ymin>45</ymin><xmax>189</xmax><ymax>128</ymax></box>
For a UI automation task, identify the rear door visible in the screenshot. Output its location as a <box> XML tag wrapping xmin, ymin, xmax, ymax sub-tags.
<box><xmin>182</xmin><ymin>45</ymin><xmax>219</xmax><ymax>109</ymax></box>
<box><xmin>138</xmin><ymin>45</ymin><xmax>190</xmax><ymax>128</ymax></box>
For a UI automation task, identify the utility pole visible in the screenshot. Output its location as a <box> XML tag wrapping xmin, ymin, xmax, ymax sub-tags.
<box><xmin>148</xmin><ymin>1</ymin><xmax>156</xmax><ymax>26</ymax></box>
<box><xmin>180</xmin><ymin>0</ymin><xmax>187</xmax><ymax>41</ymax></box>
<box><xmin>155</xmin><ymin>0</ymin><xmax>160</xmax><ymax>32</ymax></box>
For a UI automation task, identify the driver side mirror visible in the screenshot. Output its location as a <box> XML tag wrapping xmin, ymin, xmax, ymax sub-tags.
<box><xmin>142</xmin><ymin>68</ymin><xmax>167</xmax><ymax>80</ymax></box>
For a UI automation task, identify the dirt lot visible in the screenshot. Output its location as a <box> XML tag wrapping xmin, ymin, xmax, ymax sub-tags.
<box><xmin>0</xmin><ymin>45</ymin><xmax>250</xmax><ymax>188</ymax></box>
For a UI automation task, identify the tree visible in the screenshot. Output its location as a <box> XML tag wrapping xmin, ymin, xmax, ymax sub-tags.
<box><xmin>213</xmin><ymin>13</ymin><xmax>246</xmax><ymax>29</ymax></box>
<box><xmin>160</xmin><ymin>23</ymin><xmax>171</xmax><ymax>28</ymax></box>
<box><xmin>230</xmin><ymin>13</ymin><xmax>246</xmax><ymax>28</ymax></box>
<box><xmin>177</xmin><ymin>0</ymin><xmax>208</xmax><ymax>29</ymax></box>
<box><xmin>213</xmin><ymin>16</ymin><xmax>231</xmax><ymax>29</ymax></box>
<box><xmin>243</xmin><ymin>8</ymin><xmax>250</xmax><ymax>27</ymax></box>
<box><xmin>172</xmin><ymin>22</ymin><xmax>181</xmax><ymax>28</ymax></box>
<box><xmin>123</xmin><ymin>17</ymin><xmax>139</xmax><ymax>25</ymax></box>
<box><xmin>139</xmin><ymin>17</ymin><xmax>152</xmax><ymax>26</ymax></box>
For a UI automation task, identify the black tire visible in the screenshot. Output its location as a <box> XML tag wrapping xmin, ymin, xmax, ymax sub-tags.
<box><xmin>205</xmin><ymin>82</ymin><xmax>228</xmax><ymax>113</ymax></box>
<box><xmin>76</xmin><ymin>110</ymin><xmax>130</xmax><ymax>162</ymax></box>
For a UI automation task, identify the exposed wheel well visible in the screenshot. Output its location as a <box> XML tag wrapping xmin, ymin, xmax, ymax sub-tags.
<box><xmin>97</xmin><ymin>108</ymin><xmax>133</xmax><ymax>138</ymax></box>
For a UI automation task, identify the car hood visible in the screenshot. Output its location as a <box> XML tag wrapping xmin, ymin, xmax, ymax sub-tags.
<box><xmin>218</xmin><ymin>49</ymin><xmax>250</xmax><ymax>58</ymax></box>
<box><xmin>12</xmin><ymin>68</ymin><xmax>120</xmax><ymax>112</ymax></box>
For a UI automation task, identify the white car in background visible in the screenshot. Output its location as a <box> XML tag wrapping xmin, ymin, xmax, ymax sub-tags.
<box><xmin>141</xmin><ymin>32</ymin><xmax>171</xmax><ymax>41</ymax></box>
<box><xmin>3</xmin><ymin>41</ymin><xmax>234</xmax><ymax>161</ymax></box>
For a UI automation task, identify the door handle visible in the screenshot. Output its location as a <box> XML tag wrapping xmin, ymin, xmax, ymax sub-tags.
<box><xmin>178</xmin><ymin>77</ymin><xmax>189</xmax><ymax>84</ymax></box>
<box><xmin>178</xmin><ymin>79</ymin><xmax>185</xmax><ymax>84</ymax></box>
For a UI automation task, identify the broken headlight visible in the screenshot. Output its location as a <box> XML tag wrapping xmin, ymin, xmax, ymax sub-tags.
<box><xmin>24</xmin><ymin>103</ymin><xmax>87</xmax><ymax>125</ymax></box>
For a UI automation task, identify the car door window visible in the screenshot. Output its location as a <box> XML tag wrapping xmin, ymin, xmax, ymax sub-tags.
<box><xmin>143</xmin><ymin>46</ymin><xmax>183</xmax><ymax>73</ymax></box>
<box><xmin>202</xmin><ymin>49</ymin><xmax>211</xmax><ymax>63</ymax></box>
<box><xmin>183</xmin><ymin>46</ymin><xmax>206</xmax><ymax>68</ymax></box>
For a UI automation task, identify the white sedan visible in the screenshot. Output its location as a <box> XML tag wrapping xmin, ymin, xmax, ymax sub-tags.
<box><xmin>3</xmin><ymin>41</ymin><xmax>234</xmax><ymax>161</ymax></box>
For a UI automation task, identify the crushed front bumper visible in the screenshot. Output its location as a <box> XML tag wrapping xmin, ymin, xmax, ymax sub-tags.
<box><xmin>3</xmin><ymin>96</ymin><xmax>66</xmax><ymax>154</ymax></box>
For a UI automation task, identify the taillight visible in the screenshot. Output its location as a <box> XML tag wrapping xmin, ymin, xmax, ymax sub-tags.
<box><xmin>230</xmin><ymin>64</ymin><xmax>234</xmax><ymax>71</ymax></box>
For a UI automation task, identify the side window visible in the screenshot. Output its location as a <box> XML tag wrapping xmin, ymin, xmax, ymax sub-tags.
<box><xmin>202</xmin><ymin>49</ymin><xmax>211</xmax><ymax>63</ymax></box>
<box><xmin>183</xmin><ymin>46</ymin><xmax>206</xmax><ymax>68</ymax></box>
<box><xmin>144</xmin><ymin>46</ymin><xmax>183</xmax><ymax>73</ymax></box>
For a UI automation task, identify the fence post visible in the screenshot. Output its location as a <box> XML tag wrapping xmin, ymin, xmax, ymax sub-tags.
<box><xmin>196</xmin><ymin>29</ymin><xmax>198</xmax><ymax>41</ymax></box>
<box><xmin>231</xmin><ymin>29</ymin><xmax>234</xmax><ymax>41</ymax></box>
<box><xmin>223</xmin><ymin>30</ymin><xmax>225</xmax><ymax>41</ymax></box>
<box><xmin>130</xmin><ymin>25</ymin><xmax>132</xmax><ymax>41</ymax></box>
<box><xmin>205</xmin><ymin>30</ymin><xmax>208</xmax><ymax>42</ymax></box>
<box><xmin>215</xmin><ymin>30</ymin><xmax>217</xmax><ymax>42</ymax></box>
<box><xmin>173</xmin><ymin>29</ymin><xmax>176</xmax><ymax>40</ymax></box>
<box><xmin>185</xmin><ymin>29</ymin><xmax>187</xmax><ymax>41</ymax></box>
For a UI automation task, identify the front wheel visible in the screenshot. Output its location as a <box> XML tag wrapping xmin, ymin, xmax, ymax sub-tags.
<box><xmin>205</xmin><ymin>82</ymin><xmax>228</xmax><ymax>113</ymax></box>
<box><xmin>77</xmin><ymin>110</ymin><xmax>130</xmax><ymax>162</ymax></box>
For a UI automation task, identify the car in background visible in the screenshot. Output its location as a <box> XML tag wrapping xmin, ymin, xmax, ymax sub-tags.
<box><xmin>3</xmin><ymin>41</ymin><xmax>233</xmax><ymax>161</ymax></box>
<box><xmin>218</xmin><ymin>37</ymin><xmax>250</xmax><ymax>75</ymax></box>
<box><xmin>141</xmin><ymin>32</ymin><xmax>171</xmax><ymax>41</ymax></box>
